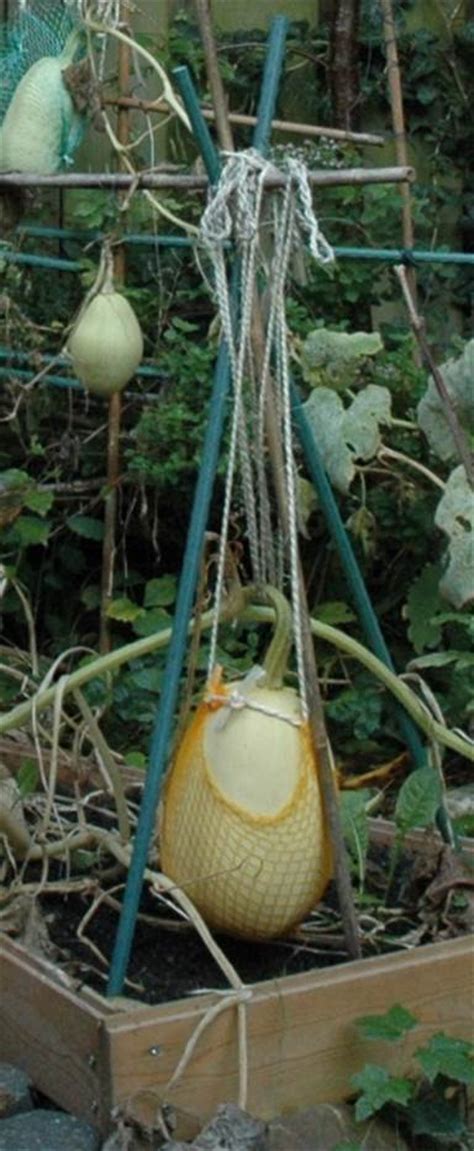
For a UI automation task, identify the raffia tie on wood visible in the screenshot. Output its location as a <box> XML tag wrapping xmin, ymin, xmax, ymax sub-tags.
<box><xmin>199</xmin><ymin>148</ymin><xmax>334</xmax><ymax>719</ymax></box>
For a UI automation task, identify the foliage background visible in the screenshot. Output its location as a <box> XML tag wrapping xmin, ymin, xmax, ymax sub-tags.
<box><xmin>0</xmin><ymin>0</ymin><xmax>472</xmax><ymax>778</ymax></box>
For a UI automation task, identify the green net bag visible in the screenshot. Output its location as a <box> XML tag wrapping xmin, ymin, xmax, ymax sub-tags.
<box><xmin>0</xmin><ymin>1</ymin><xmax>86</xmax><ymax>172</ymax></box>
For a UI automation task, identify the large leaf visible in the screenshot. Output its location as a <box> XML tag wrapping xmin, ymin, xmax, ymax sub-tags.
<box><xmin>417</xmin><ymin>339</ymin><xmax>474</xmax><ymax>462</ymax></box>
<box><xmin>303</xmin><ymin>384</ymin><xmax>391</xmax><ymax>493</ymax></box>
<box><xmin>301</xmin><ymin>327</ymin><xmax>383</xmax><ymax>392</ymax></box>
<box><xmin>403</xmin><ymin>563</ymin><xmax>445</xmax><ymax>654</ymax></box>
<box><xmin>394</xmin><ymin>766</ymin><xmax>442</xmax><ymax>839</ymax></box>
<box><xmin>434</xmin><ymin>466</ymin><xmax>474</xmax><ymax>609</ymax></box>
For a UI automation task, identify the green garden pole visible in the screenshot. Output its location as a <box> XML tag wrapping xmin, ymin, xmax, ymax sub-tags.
<box><xmin>292</xmin><ymin>384</ymin><xmax>453</xmax><ymax>845</ymax></box>
<box><xmin>107</xmin><ymin>16</ymin><xmax>289</xmax><ymax>997</ymax></box>
<box><xmin>171</xmin><ymin>48</ymin><xmax>454</xmax><ymax>847</ymax></box>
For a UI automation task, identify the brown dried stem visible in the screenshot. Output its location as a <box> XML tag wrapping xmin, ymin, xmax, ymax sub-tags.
<box><xmin>395</xmin><ymin>264</ymin><xmax>474</xmax><ymax>488</ymax></box>
<box><xmin>379</xmin><ymin>0</ymin><xmax>417</xmax><ymax>303</ymax></box>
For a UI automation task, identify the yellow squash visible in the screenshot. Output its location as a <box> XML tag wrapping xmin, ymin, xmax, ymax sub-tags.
<box><xmin>160</xmin><ymin>666</ymin><xmax>332</xmax><ymax>940</ymax></box>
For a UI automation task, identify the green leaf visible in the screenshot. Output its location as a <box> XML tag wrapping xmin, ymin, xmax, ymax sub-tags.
<box><xmin>314</xmin><ymin>600</ymin><xmax>356</xmax><ymax>625</ymax></box>
<box><xmin>17</xmin><ymin>758</ymin><xmax>40</xmax><ymax>797</ymax></box>
<box><xmin>144</xmin><ymin>575</ymin><xmax>177</xmax><ymax>608</ymax></box>
<box><xmin>356</xmin><ymin>1004</ymin><xmax>418</xmax><ymax>1042</ymax></box>
<box><xmin>435</xmin><ymin>611</ymin><xmax>474</xmax><ymax>638</ymax></box>
<box><xmin>394</xmin><ymin>766</ymin><xmax>442</xmax><ymax>839</ymax></box>
<box><xmin>301</xmin><ymin>327</ymin><xmax>383</xmax><ymax>391</ymax></box>
<box><xmin>303</xmin><ymin>384</ymin><xmax>391</xmax><ymax>493</ymax></box>
<box><xmin>67</xmin><ymin>515</ymin><xmax>104</xmax><ymax>541</ymax></box>
<box><xmin>13</xmin><ymin>515</ymin><xmax>50</xmax><ymax>546</ymax></box>
<box><xmin>404</xmin><ymin>563</ymin><xmax>445</xmax><ymax>654</ymax></box>
<box><xmin>340</xmin><ymin>790</ymin><xmax>371</xmax><ymax>883</ymax></box>
<box><xmin>352</xmin><ymin>1064</ymin><xmax>414</xmax><ymax>1121</ymax></box>
<box><xmin>417</xmin><ymin>339</ymin><xmax>474</xmax><ymax>463</ymax></box>
<box><xmin>409</xmin><ymin>650</ymin><xmax>472</xmax><ymax>670</ymax></box>
<box><xmin>106</xmin><ymin>597</ymin><xmax>145</xmax><ymax>623</ymax></box>
<box><xmin>434</xmin><ymin>466</ymin><xmax>474</xmax><ymax>609</ymax></box>
<box><xmin>411</xmin><ymin>1094</ymin><xmax>466</xmax><ymax>1141</ymax></box>
<box><xmin>132</xmin><ymin>607</ymin><xmax>171</xmax><ymax>637</ymax></box>
<box><xmin>124</xmin><ymin>750</ymin><xmax>147</xmax><ymax>768</ymax></box>
<box><xmin>416</xmin><ymin>1033</ymin><xmax>474</xmax><ymax>1085</ymax></box>
<box><xmin>0</xmin><ymin>468</ymin><xmax>30</xmax><ymax>491</ymax></box>
<box><xmin>23</xmin><ymin>488</ymin><xmax>54</xmax><ymax>516</ymax></box>
<box><xmin>327</xmin><ymin>686</ymin><xmax>382</xmax><ymax>741</ymax></box>
<box><xmin>129</xmin><ymin>663</ymin><xmax>163</xmax><ymax>692</ymax></box>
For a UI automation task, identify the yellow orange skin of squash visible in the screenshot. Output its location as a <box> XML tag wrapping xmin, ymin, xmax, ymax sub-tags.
<box><xmin>160</xmin><ymin>680</ymin><xmax>333</xmax><ymax>940</ymax></box>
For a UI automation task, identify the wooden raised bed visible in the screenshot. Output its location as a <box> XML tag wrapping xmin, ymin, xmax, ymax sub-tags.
<box><xmin>1</xmin><ymin>923</ymin><xmax>472</xmax><ymax>1140</ymax></box>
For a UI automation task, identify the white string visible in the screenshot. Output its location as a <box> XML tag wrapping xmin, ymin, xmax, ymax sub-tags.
<box><xmin>201</xmin><ymin>154</ymin><xmax>271</xmax><ymax>675</ymax></box>
<box><xmin>206</xmin><ymin>690</ymin><xmax>303</xmax><ymax>730</ymax></box>
<box><xmin>199</xmin><ymin>150</ymin><xmax>334</xmax><ymax>712</ymax></box>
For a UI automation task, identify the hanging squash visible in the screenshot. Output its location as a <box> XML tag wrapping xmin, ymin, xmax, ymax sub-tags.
<box><xmin>67</xmin><ymin>251</ymin><xmax>143</xmax><ymax>398</ymax></box>
<box><xmin>159</xmin><ymin>589</ymin><xmax>333</xmax><ymax>939</ymax></box>
<box><xmin>0</xmin><ymin>31</ymin><xmax>85</xmax><ymax>174</ymax></box>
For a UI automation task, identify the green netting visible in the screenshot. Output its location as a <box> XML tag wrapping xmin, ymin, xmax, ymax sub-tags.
<box><xmin>0</xmin><ymin>1</ymin><xmax>78</xmax><ymax>123</ymax></box>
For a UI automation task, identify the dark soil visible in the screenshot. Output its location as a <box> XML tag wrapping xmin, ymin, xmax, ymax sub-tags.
<box><xmin>47</xmin><ymin>881</ymin><xmax>346</xmax><ymax>1004</ymax></box>
<box><xmin>43</xmin><ymin>839</ymin><xmax>466</xmax><ymax>1006</ymax></box>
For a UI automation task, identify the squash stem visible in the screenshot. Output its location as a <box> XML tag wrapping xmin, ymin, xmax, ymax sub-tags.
<box><xmin>240</xmin><ymin>584</ymin><xmax>292</xmax><ymax>689</ymax></box>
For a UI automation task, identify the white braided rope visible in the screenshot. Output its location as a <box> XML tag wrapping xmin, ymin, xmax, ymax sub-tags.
<box><xmin>202</xmin><ymin>154</ymin><xmax>270</xmax><ymax>675</ymax></box>
<box><xmin>271</xmin><ymin>176</ymin><xmax>309</xmax><ymax>718</ymax></box>
<box><xmin>199</xmin><ymin>149</ymin><xmax>334</xmax><ymax>711</ymax></box>
<box><xmin>206</xmin><ymin>690</ymin><xmax>303</xmax><ymax>730</ymax></box>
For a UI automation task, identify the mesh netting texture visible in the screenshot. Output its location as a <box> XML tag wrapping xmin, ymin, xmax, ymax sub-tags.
<box><xmin>0</xmin><ymin>1</ymin><xmax>78</xmax><ymax>123</ymax></box>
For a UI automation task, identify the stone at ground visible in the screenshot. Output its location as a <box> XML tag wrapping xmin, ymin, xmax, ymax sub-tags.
<box><xmin>0</xmin><ymin>1108</ymin><xmax>101</xmax><ymax>1151</ymax></box>
<box><xmin>0</xmin><ymin>1064</ymin><xmax>33</xmax><ymax>1118</ymax></box>
<box><xmin>267</xmin><ymin>1103</ymin><xmax>410</xmax><ymax>1150</ymax></box>
<box><xmin>162</xmin><ymin>1104</ymin><xmax>267</xmax><ymax>1150</ymax></box>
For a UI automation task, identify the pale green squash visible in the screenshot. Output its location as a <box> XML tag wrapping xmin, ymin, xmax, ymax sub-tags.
<box><xmin>0</xmin><ymin>32</ymin><xmax>83</xmax><ymax>174</ymax></box>
<box><xmin>67</xmin><ymin>288</ymin><xmax>144</xmax><ymax>398</ymax></box>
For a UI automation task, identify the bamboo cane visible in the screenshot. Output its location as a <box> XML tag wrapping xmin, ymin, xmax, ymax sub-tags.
<box><xmin>379</xmin><ymin>0</ymin><xmax>417</xmax><ymax>305</ymax></box>
<box><xmin>103</xmin><ymin>94</ymin><xmax>386</xmax><ymax>147</ymax></box>
<box><xmin>99</xmin><ymin>3</ymin><xmax>130</xmax><ymax>655</ymax></box>
<box><xmin>0</xmin><ymin>167</ymin><xmax>414</xmax><ymax>189</ymax></box>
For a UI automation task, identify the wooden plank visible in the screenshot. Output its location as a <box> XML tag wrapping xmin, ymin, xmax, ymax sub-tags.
<box><xmin>103</xmin><ymin>935</ymin><xmax>474</xmax><ymax>1138</ymax></box>
<box><xmin>0</xmin><ymin>936</ymin><xmax>111</xmax><ymax>1130</ymax></box>
<box><xmin>369</xmin><ymin>817</ymin><xmax>474</xmax><ymax>855</ymax></box>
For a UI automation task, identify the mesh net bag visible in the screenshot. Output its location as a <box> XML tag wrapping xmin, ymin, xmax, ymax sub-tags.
<box><xmin>0</xmin><ymin>1</ymin><xmax>77</xmax><ymax>123</ymax></box>
<box><xmin>0</xmin><ymin>2</ymin><xmax>87</xmax><ymax>172</ymax></box>
<box><xmin>160</xmin><ymin>675</ymin><xmax>333</xmax><ymax>940</ymax></box>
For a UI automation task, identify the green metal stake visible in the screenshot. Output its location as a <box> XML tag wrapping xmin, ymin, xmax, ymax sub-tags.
<box><xmin>107</xmin><ymin>15</ymin><xmax>289</xmax><ymax>997</ymax></box>
<box><xmin>290</xmin><ymin>383</ymin><xmax>427</xmax><ymax>764</ymax></box>
<box><xmin>172</xmin><ymin>41</ymin><xmax>453</xmax><ymax>847</ymax></box>
<box><xmin>291</xmin><ymin>384</ymin><xmax>453</xmax><ymax>845</ymax></box>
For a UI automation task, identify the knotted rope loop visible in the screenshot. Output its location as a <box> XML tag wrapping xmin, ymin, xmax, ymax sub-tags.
<box><xmin>199</xmin><ymin>149</ymin><xmax>334</xmax><ymax>718</ymax></box>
